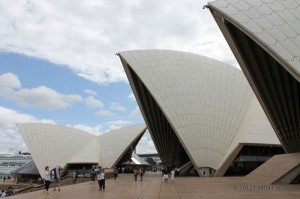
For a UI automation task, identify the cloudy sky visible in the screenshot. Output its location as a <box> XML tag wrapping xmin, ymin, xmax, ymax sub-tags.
<box><xmin>0</xmin><ymin>0</ymin><xmax>237</xmax><ymax>154</ymax></box>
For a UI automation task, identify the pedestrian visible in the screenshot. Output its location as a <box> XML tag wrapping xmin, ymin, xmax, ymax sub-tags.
<box><xmin>176</xmin><ymin>168</ymin><xmax>180</xmax><ymax>176</ymax></box>
<box><xmin>171</xmin><ymin>168</ymin><xmax>175</xmax><ymax>183</ymax></box>
<box><xmin>96</xmin><ymin>166</ymin><xmax>101</xmax><ymax>173</ymax></box>
<box><xmin>44</xmin><ymin>166</ymin><xmax>51</xmax><ymax>194</ymax></box>
<box><xmin>133</xmin><ymin>168</ymin><xmax>138</xmax><ymax>181</ymax></box>
<box><xmin>6</xmin><ymin>186</ymin><xmax>14</xmax><ymax>196</ymax></box>
<box><xmin>161</xmin><ymin>168</ymin><xmax>165</xmax><ymax>182</ymax></box>
<box><xmin>1</xmin><ymin>190</ymin><xmax>6</xmax><ymax>198</ymax></box>
<box><xmin>51</xmin><ymin>165</ymin><xmax>62</xmax><ymax>191</ymax></box>
<box><xmin>90</xmin><ymin>168</ymin><xmax>96</xmax><ymax>184</ymax></box>
<box><xmin>72</xmin><ymin>171</ymin><xmax>76</xmax><ymax>183</ymax></box>
<box><xmin>163</xmin><ymin>168</ymin><xmax>169</xmax><ymax>183</ymax></box>
<box><xmin>82</xmin><ymin>166</ymin><xmax>86</xmax><ymax>177</ymax></box>
<box><xmin>139</xmin><ymin>168</ymin><xmax>144</xmax><ymax>181</ymax></box>
<box><xmin>113</xmin><ymin>167</ymin><xmax>118</xmax><ymax>180</ymax></box>
<box><xmin>97</xmin><ymin>169</ymin><xmax>105</xmax><ymax>191</ymax></box>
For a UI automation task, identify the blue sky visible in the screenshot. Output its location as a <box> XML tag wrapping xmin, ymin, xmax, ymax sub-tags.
<box><xmin>0</xmin><ymin>52</ymin><xmax>139</xmax><ymax>126</ymax></box>
<box><xmin>0</xmin><ymin>0</ymin><xmax>237</xmax><ymax>154</ymax></box>
<box><xmin>0</xmin><ymin>52</ymin><xmax>150</xmax><ymax>153</ymax></box>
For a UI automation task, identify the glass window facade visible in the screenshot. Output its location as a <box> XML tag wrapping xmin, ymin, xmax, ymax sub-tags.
<box><xmin>224</xmin><ymin>145</ymin><xmax>285</xmax><ymax>176</ymax></box>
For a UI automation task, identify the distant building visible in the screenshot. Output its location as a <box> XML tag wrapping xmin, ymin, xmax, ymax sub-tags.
<box><xmin>17</xmin><ymin>123</ymin><xmax>146</xmax><ymax>177</ymax></box>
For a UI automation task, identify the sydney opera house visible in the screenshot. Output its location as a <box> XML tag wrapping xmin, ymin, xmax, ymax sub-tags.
<box><xmin>18</xmin><ymin>50</ymin><xmax>284</xmax><ymax>178</ymax></box>
<box><xmin>118</xmin><ymin>50</ymin><xmax>284</xmax><ymax>177</ymax></box>
<box><xmin>17</xmin><ymin>123</ymin><xmax>146</xmax><ymax>176</ymax></box>
<box><xmin>208</xmin><ymin>0</ymin><xmax>300</xmax><ymax>153</ymax></box>
<box><xmin>17</xmin><ymin>0</ymin><xmax>300</xmax><ymax>182</ymax></box>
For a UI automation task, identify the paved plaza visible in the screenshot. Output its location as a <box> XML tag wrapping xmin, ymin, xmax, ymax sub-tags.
<box><xmin>9</xmin><ymin>173</ymin><xmax>300</xmax><ymax>199</ymax></box>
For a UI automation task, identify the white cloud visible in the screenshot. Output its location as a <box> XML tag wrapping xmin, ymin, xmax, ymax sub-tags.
<box><xmin>136</xmin><ymin>131</ymin><xmax>157</xmax><ymax>154</ymax></box>
<box><xmin>128</xmin><ymin>93</ymin><xmax>136</xmax><ymax>101</ymax></box>
<box><xmin>104</xmin><ymin>120</ymin><xmax>132</xmax><ymax>132</ymax></box>
<box><xmin>0</xmin><ymin>73</ymin><xmax>21</xmax><ymax>95</ymax></box>
<box><xmin>15</xmin><ymin>86</ymin><xmax>82</xmax><ymax>109</ymax></box>
<box><xmin>0</xmin><ymin>106</ymin><xmax>56</xmax><ymax>152</ymax></box>
<box><xmin>96</xmin><ymin>109</ymin><xmax>114</xmax><ymax>117</ymax></box>
<box><xmin>70</xmin><ymin>124</ymin><xmax>103</xmax><ymax>135</ymax></box>
<box><xmin>84</xmin><ymin>89</ymin><xmax>97</xmax><ymax>96</ymax></box>
<box><xmin>0</xmin><ymin>106</ymin><xmax>36</xmax><ymax>127</ymax></box>
<box><xmin>0</xmin><ymin>73</ymin><xmax>82</xmax><ymax>110</ymax></box>
<box><xmin>85</xmin><ymin>96</ymin><xmax>104</xmax><ymax>108</ymax></box>
<box><xmin>130</xmin><ymin>106</ymin><xmax>142</xmax><ymax>117</ymax></box>
<box><xmin>110</xmin><ymin>102</ymin><xmax>126</xmax><ymax>111</ymax></box>
<box><xmin>0</xmin><ymin>0</ymin><xmax>237</xmax><ymax>85</ymax></box>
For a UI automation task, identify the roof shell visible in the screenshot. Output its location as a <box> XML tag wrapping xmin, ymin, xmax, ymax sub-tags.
<box><xmin>17</xmin><ymin>123</ymin><xmax>146</xmax><ymax>176</ymax></box>
<box><xmin>208</xmin><ymin>0</ymin><xmax>300</xmax><ymax>81</ymax></box>
<box><xmin>119</xmin><ymin>49</ymin><xmax>280</xmax><ymax>171</ymax></box>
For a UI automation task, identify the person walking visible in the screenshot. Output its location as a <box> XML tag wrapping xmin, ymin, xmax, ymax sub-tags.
<box><xmin>44</xmin><ymin>166</ymin><xmax>51</xmax><ymax>194</ymax></box>
<box><xmin>113</xmin><ymin>167</ymin><xmax>118</xmax><ymax>180</ymax></box>
<box><xmin>139</xmin><ymin>168</ymin><xmax>144</xmax><ymax>181</ymax></box>
<box><xmin>97</xmin><ymin>169</ymin><xmax>105</xmax><ymax>191</ymax></box>
<box><xmin>90</xmin><ymin>168</ymin><xmax>96</xmax><ymax>184</ymax></box>
<box><xmin>170</xmin><ymin>168</ymin><xmax>175</xmax><ymax>183</ymax></box>
<box><xmin>163</xmin><ymin>168</ymin><xmax>169</xmax><ymax>183</ymax></box>
<box><xmin>133</xmin><ymin>168</ymin><xmax>138</xmax><ymax>181</ymax></box>
<box><xmin>51</xmin><ymin>165</ymin><xmax>62</xmax><ymax>191</ymax></box>
<box><xmin>82</xmin><ymin>166</ymin><xmax>86</xmax><ymax>177</ymax></box>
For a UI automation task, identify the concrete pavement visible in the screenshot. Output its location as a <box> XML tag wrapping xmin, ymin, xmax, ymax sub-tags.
<box><xmin>9</xmin><ymin>173</ymin><xmax>300</xmax><ymax>199</ymax></box>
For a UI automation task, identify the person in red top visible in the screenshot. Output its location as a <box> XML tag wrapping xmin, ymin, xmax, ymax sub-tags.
<box><xmin>133</xmin><ymin>168</ymin><xmax>139</xmax><ymax>181</ymax></box>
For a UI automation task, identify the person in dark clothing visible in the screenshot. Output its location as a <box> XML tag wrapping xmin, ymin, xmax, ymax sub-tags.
<box><xmin>51</xmin><ymin>165</ymin><xmax>62</xmax><ymax>191</ymax></box>
<box><xmin>113</xmin><ymin>167</ymin><xmax>118</xmax><ymax>180</ymax></box>
<box><xmin>44</xmin><ymin>166</ymin><xmax>51</xmax><ymax>194</ymax></box>
<box><xmin>97</xmin><ymin>169</ymin><xmax>105</xmax><ymax>191</ymax></box>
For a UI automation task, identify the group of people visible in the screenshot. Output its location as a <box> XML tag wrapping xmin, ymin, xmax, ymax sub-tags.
<box><xmin>89</xmin><ymin>166</ymin><xmax>106</xmax><ymax>191</ymax></box>
<box><xmin>42</xmin><ymin>165</ymin><xmax>149</xmax><ymax>194</ymax></box>
<box><xmin>44</xmin><ymin>165</ymin><xmax>62</xmax><ymax>194</ymax></box>
<box><xmin>1</xmin><ymin>186</ymin><xmax>14</xmax><ymax>198</ymax></box>
<box><xmin>133</xmin><ymin>168</ymin><xmax>144</xmax><ymax>181</ymax></box>
<box><xmin>162</xmin><ymin>168</ymin><xmax>175</xmax><ymax>183</ymax></box>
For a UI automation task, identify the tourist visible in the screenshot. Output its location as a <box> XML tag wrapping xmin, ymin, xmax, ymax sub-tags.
<box><xmin>133</xmin><ymin>168</ymin><xmax>139</xmax><ymax>181</ymax></box>
<box><xmin>161</xmin><ymin>168</ymin><xmax>165</xmax><ymax>182</ymax></box>
<box><xmin>82</xmin><ymin>166</ymin><xmax>86</xmax><ymax>177</ymax></box>
<box><xmin>51</xmin><ymin>165</ymin><xmax>62</xmax><ymax>191</ymax></box>
<box><xmin>1</xmin><ymin>190</ymin><xmax>6</xmax><ymax>198</ymax></box>
<box><xmin>139</xmin><ymin>168</ymin><xmax>144</xmax><ymax>181</ymax></box>
<box><xmin>113</xmin><ymin>167</ymin><xmax>118</xmax><ymax>180</ymax></box>
<box><xmin>97</xmin><ymin>169</ymin><xmax>105</xmax><ymax>191</ymax></box>
<box><xmin>176</xmin><ymin>168</ymin><xmax>180</xmax><ymax>176</ymax></box>
<box><xmin>90</xmin><ymin>168</ymin><xmax>96</xmax><ymax>184</ymax></box>
<box><xmin>171</xmin><ymin>168</ymin><xmax>175</xmax><ymax>183</ymax></box>
<box><xmin>44</xmin><ymin>166</ymin><xmax>51</xmax><ymax>194</ymax></box>
<box><xmin>163</xmin><ymin>168</ymin><xmax>169</xmax><ymax>183</ymax></box>
<box><xmin>6</xmin><ymin>186</ymin><xmax>14</xmax><ymax>196</ymax></box>
<box><xmin>72</xmin><ymin>171</ymin><xmax>76</xmax><ymax>183</ymax></box>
